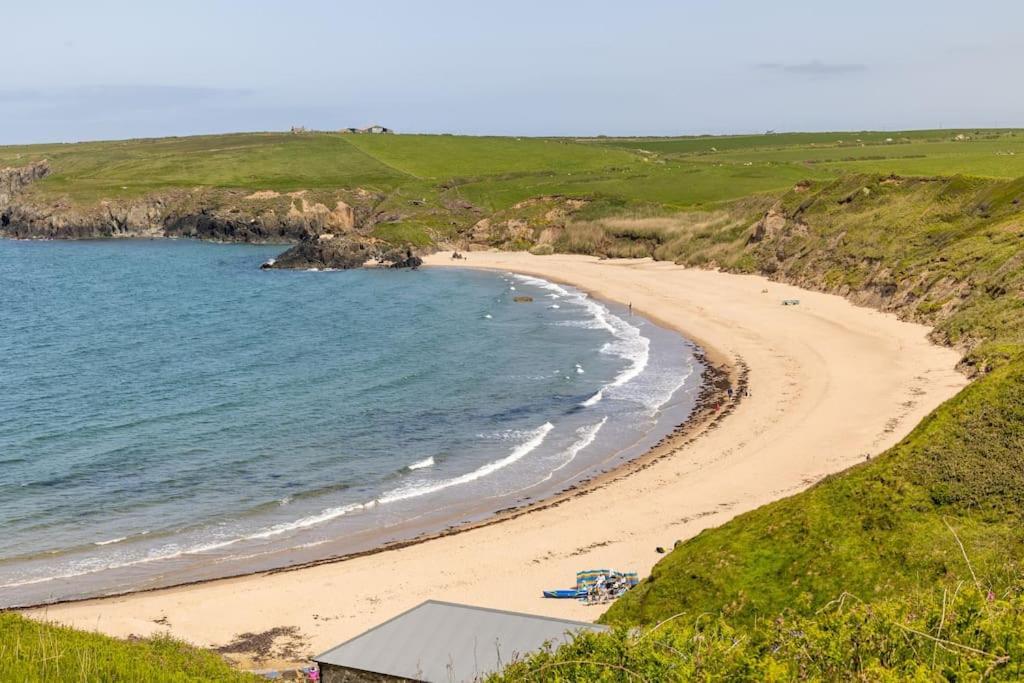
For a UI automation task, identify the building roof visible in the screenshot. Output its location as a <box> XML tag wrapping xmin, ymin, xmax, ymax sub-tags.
<box><xmin>313</xmin><ymin>600</ymin><xmax>608</xmax><ymax>682</ymax></box>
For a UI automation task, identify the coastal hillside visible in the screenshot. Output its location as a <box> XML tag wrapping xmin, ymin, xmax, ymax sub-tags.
<box><xmin>2</xmin><ymin>129</ymin><xmax>1022</xmax><ymax>250</ymax></box>
<box><xmin>489</xmin><ymin>356</ymin><xmax>1024</xmax><ymax>680</ymax></box>
<box><xmin>479</xmin><ymin>159</ymin><xmax>1024</xmax><ymax>677</ymax></box>
<box><xmin>0</xmin><ymin>613</ymin><xmax>259</xmax><ymax>682</ymax></box>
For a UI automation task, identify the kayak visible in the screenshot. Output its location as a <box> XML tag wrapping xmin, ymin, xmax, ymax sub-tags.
<box><xmin>543</xmin><ymin>589</ymin><xmax>582</xmax><ymax>599</ymax></box>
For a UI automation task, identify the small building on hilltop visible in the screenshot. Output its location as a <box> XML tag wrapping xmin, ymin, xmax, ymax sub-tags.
<box><xmin>313</xmin><ymin>600</ymin><xmax>607</xmax><ymax>682</ymax></box>
<box><xmin>339</xmin><ymin>125</ymin><xmax>394</xmax><ymax>135</ymax></box>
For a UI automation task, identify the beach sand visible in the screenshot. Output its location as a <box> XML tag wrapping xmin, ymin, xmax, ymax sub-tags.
<box><xmin>22</xmin><ymin>252</ymin><xmax>967</xmax><ymax>670</ymax></box>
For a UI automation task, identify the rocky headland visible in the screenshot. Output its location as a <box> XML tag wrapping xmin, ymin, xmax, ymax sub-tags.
<box><xmin>0</xmin><ymin>160</ymin><xmax>601</xmax><ymax>270</ymax></box>
<box><xmin>0</xmin><ymin>162</ymin><xmax>434</xmax><ymax>269</ymax></box>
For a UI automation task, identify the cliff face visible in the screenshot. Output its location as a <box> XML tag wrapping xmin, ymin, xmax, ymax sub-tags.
<box><xmin>1</xmin><ymin>188</ymin><xmax>356</xmax><ymax>243</ymax></box>
<box><xmin>0</xmin><ymin>165</ymin><xmax>432</xmax><ymax>269</ymax></box>
<box><xmin>0</xmin><ymin>161</ymin><xmax>50</xmax><ymax>214</ymax></box>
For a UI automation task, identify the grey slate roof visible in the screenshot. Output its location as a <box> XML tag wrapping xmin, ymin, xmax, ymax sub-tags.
<box><xmin>313</xmin><ymin>600</ymin><xmax>608</xmax><ymax>682</ymax></box>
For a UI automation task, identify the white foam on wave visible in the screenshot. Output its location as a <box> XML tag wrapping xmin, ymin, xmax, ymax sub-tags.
<box><xmin>516</xmin><ymin>417</ymin><xmax>608</xmax><ymax>492</ymax></box>
<box><xmin>407</xmin><ymin>456</ymin><xmax>435</xmax><ymax>471</ymax></box>
<box><xmin>549</xmin><ymin>417</ymin><xmax>607</xmax><ymax>476</ymax></box>
<box><xmin>513</xmin><ymin>274</ymin><xmax>652</xmax><ymax>409</ymax></box>
<box><xmin>93</xmin><ymin>536</ymin><xmax>127</xmax><ymax>546</ymax></box>
<box><xmin>378</xmin><ymin>422</ymin><xmax>554</xmax><ymax>505</ymax></box>
<box><xmin>244</xmin><ymin>502</ymin><xmax>372</xmax><ymax>541</ymax></box>
<box><xmin>0</xmin><ymin>503</ymin><xmax>374</xmax><ymax>589</ymax></box>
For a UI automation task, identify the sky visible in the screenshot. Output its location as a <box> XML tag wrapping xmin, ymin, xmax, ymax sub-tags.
<box><xmin>3</xmin><ymin>0</ymin><xmax>1024</xmax><ymax>144</ymax></box>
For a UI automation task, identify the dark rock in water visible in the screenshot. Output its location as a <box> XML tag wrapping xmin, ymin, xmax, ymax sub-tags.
<box><xmin>266</xmin><ymin>236</ymin><xmax>375</xmax><ymax>270</ymax></box>
<box><xmin>265</xmin><ymin>238</ymin><xmax>425</xmax><ymax>271</ymax></box>
<box><xmin>380</xmin><ymin>247</ymin><xmax>423</xmax><ymax>269</ymax></box>
<box><xmin>513</xmin><ymin>295</ymin><xmax>534</xmax><ymax>303</ymax></box>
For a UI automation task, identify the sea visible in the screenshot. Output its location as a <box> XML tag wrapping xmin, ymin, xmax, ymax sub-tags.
<box><xmin>0</xmin><ymin>239</ymin><xmax>702</xmax><ymax>607</ymax></box>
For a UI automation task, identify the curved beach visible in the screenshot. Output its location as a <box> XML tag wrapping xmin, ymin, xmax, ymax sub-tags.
<box><xmin>23</xmin><ymin>253</ymin><xmax>967</xmax><ymax>669</ymax></box>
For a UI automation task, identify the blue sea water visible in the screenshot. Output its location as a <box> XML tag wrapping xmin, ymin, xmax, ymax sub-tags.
<box><xmin>0</xmin><ymin>239</ymin><xmax>701</xmax><ymax>606</ymax></box>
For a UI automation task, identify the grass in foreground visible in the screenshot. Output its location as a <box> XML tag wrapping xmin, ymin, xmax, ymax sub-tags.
<box><xmin>490</xmin><ymin>586</ymin><xmax>1024</xmax><ymax>681</ymax></box>
<box><xmin>0</xmin><ymin>613</ymin><xmax>259</xmax><ymax>683</ymax></box>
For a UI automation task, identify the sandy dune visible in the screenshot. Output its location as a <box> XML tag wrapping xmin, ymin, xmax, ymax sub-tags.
<box><xmin>24</xmin><ymin>253</ymin><xmax>967</xmax><ymax>669</ymax></box>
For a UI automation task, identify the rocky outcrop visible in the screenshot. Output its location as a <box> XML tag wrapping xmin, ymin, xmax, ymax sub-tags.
<box><xmin>0</xmin><ymin>161</ymin><xmax>51</xmax><ymax>226</ymax></box>
<box><xmin>0</xmin><ymin>161</ymin><xmax>50</xmax><ymax>204</ymax></box>
<box><xmin>463</xmin><ymin>195</ymin><xmax>591</xmax><ymax>249</ymax></box>
<box><xmin>263</xmin><ymin>236</ymin><xmax>425</xmax><ymax>270</ymax></box>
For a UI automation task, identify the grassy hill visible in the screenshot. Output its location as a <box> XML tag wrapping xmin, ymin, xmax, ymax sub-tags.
<box><xmin>3</xmin><ymin>128</ymin><xmax>1021</xmax><ymax>208</ymax></box>
<box><xmin>0</xmin><ymin>613</ymin><xmax>259</xmax><ymax>682</ymax></box>
<box><xmin>488</xmin><ymin>356</ymin><xmax>1024</xmax><ymax>680</ymax></box>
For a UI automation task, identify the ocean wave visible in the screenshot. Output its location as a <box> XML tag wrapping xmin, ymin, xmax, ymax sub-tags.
<box><xmin>93</xmin><ymin>536</ymin><xmax>127</xmax><ymax>546</ymax></box>
<box><xmin>507</xmin><ymin>417</ymin><xmax>608</xmax><ymax>494</ymax></box>
<box><xmin>546</xmin><ymin>417</ymin><xmax>607</xmax><ymax>479</ymax></box>
<box><xmin>378</xmin><ymin>422</ymin><xmax>554</xmax><ymax>505</ymax></box>
<box><xmin>243</xmin><ymin>501</ymin><xmax>372</xmax><ymax>541</ymax></box>
<box><xmin>511</xmin><ymin>274</ymin><xmax>650</xmax><ymax>409</ymax></box>
<box><xmin>407</xmin><ymin>456</ymin><xmax>435</xmax><ymax>471</ymax></box>
<box><xmin>0</xmin><ymin>501</ymin><xmax>375</xmax><ymax>589</ymax></box>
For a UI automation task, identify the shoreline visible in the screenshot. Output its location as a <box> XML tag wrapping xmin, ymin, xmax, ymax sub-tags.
<box><xmin>21</xmin><ymin>252</ymin><xmax>967</xmax><ymax>671</ymax></box>
<box><xmin>5</xmin><ymin>266</ymin><xmax>720</xmax><ymax>611</ymax></box>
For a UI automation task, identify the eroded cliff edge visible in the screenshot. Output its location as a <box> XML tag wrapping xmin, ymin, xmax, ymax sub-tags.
<box><xmin>0</xmin><ymin>162</ymin><xmax>434</xmax><ymax>268</ymax></box>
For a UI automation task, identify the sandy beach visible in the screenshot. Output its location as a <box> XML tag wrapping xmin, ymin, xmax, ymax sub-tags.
<box><xmin>22</xmin><ymin>252</ymin><xmax>967</xmax><ymax>670</ymax></box>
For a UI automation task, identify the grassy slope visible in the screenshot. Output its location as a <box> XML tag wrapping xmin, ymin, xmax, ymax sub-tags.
<box><xmin>488</xmin><ymin>360</ymin><xmax>1024</xmax><ymax>681</ymax></box>
<box><xmin>606</xmin><ymin>360</ymin><xmax>1024</xmax><ymax>626</ymax></box>
<box><xmin>553</xmin><ymin>174</ymin><xmax>1024</xmax><ymax>370</ymax></box>
<box><xmin>4</xmin><ymin>128</ymin><xmax>1021</xmax><ymax>211</ymax></box>
<box><xmin>0</xmin><ymin>613</ymin><xmax>259</xmax><ymax>682</ymax></box>
<box><xmin>493</xmin><ymin>588</ymin><xmax>1024</xmax><ymax>680</ymax></box>
<box><xmin>0</xmin><ymin>133</ymin><xmax>409</xmax><ymax>202</ymax></box>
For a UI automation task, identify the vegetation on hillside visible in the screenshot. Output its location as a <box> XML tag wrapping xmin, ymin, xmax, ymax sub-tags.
<box><xmin>491</xmin><ymin>587</ymin><xmax>1024</xmax><ymax>681</ymax></box>
<box><xmin>2</xmin><ymin>128</ymin><xmax>1022</xmax><ymax>246</ymax></box>
<box><xmin>0</xmin><ymin>613</ymin><xmax>259</xmax><ymax>682</ymax></box>
<box><xmin>607</xmin><ymin>360</ymin><xmax>1024</xmax><ymax>626</ymax></box>
<box><xmin>488</xmin><ymin>353</ymin><xmax>1024</xmax><ymax>681</ymax></box>
<box><xmin>547</xmin><ymin>174</ymin><xmax>1024</xmax><ymax>372</ymax></box>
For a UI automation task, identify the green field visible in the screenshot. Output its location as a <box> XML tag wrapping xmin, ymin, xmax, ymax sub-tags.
<box><xmin>3</xmin><ymin>128</ymin><xmax>1022</xmax><ymax>210</ymax></box>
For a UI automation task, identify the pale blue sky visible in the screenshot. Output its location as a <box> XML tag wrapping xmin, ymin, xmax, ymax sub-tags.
<box><xmin>3</xmin><ymin>0</ymin><xmax>1023</xmax><ymax>143</ymax></box>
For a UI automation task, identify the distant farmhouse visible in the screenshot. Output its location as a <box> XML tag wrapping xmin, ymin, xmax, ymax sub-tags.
<box><xmin>288</xmin><ymin>124</ymin><xmax>394</xmax><ymax>135</ymax></box>
<box><xmin>340</xmin><ymin>124</ymin><xmax>394</xmax><ymax>135</ymax></box>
